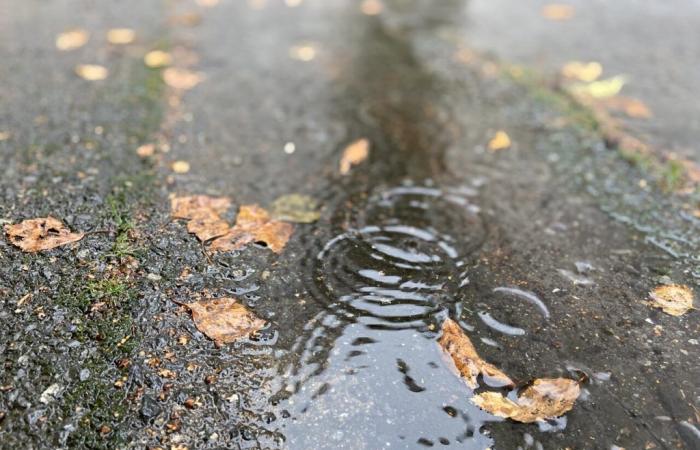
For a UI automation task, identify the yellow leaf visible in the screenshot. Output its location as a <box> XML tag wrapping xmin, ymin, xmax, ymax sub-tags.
<box><xmin>339</xmin><ymin>138</ymin><xmax>370</xmax><ymax>174</ymax></box>
<box><xmin>162</xmin><ymin>68</ymin><xmax>203</xmax><ymax>90</ymax></box>
<box><xmin>56</xmin><ymin>29</ymin><xmax>89</xmax><ymax>51</ymax></box>
<box><xmin>487</xmin><ymin>130</ymin><xmax>511</xmax><ymax>151</ymax></box>
<box><xmin>144</xmin><ymin>50</ymin><xmax>172</xmax><ymax>68</ymax></box>
<box><xmin>4</xmin><ymin>217</ymin><xmax>84</xmax><ymax>252</ymax></box>
<box><xmin>75</xmin><ymin>64</ymin><xmax>108</xmax><ymax>81</ymax></box>
<box><xmin>570</xmin><ymin>75</ymin><xmax>627</xmax><ymax>99</ymax></box>
<box><xmin>107</xmin><ymin>28</ymin><xmax>135</xmax><ymax>45</ymax></box>
<box><xmin>541</xmin><ymin>4</ymin><xmax>575</xmax><ymax>21</ymax></box>
<box><xmin>648</xmin><ymin>284</ymin><xmax>694</xmax><ymax>316</ymax></box>
<box><xmin>171</xmin><ymin>160</ymin><xmax>191</xmax><ymax>173</ymax></box>
<box><xmin>180</xmin><ymin>297</ymin><xmax>265</xmax><ymax>346</ymax></box>
<box><xmin>561</xmin><ymin>61</ymin><xmax>602</xmax><ymax>82</ymax></box>
<box><xmin>289</xmin><ymin>44</ymin><xmax>316</xmax><ymax>61</ymax></box>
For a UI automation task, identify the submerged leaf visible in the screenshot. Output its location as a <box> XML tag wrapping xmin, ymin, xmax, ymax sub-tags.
<box><xmin>561</xmin><ymin>61</ymin><xmax>602</xmax><ymax>82</ymax></box>
<box><xmin>472</xmin><ymin>378</ymin><xmax>581</xmax><ymax>423</ymax></box>
<box><xmin>75</xmin><ymin>64</ymin><xmax>108</xmax><ymax>81</ymax></box>
<box><xmin>56</xmin><ymin>29</ymin><xmax>89</xmax><ymax>51</ymax></box>
<box><xmin>210</xmin><ymin>205</ymin><xmax>293</xmax><ymax>254</ymax></box>
<box><xmin>270</xmin><ymin>194</ymin><xmax>321</xmax><ymax>223</ymax></box>
<box><xmin>339</xmin><ymin>138</ymin><xmax>370</xmax><ymax>174</ymax></box>
<box><xmin>438</xmin><ymin>319</ymin><xmax>514</xmax><ymax>389</ymax></box>
<box><xmin>487</xmin><ymin>130</ymin><xmax>511</xmax><ymax>152</ymax></box>
<box><xmin>5</xmin><ymin>217</ymin><xmax>84</xmax><ymax>252</ymax></box>
<box><xmin>182</xmin><ymin>297</ymin><xmax>265</xmax><ymax>345</ymax></box>
<box><xmin>649</xmin><ymin>284</ymin><xmax>694</xmax><ymax>316</ymax></box>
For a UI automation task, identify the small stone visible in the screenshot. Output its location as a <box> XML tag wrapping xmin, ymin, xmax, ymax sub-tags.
<box><xmin>39</xmin><ymin>383</ymin><xmax>62</xmax><ymax>404</ymax></box>
<box><xmin>79</xmin><ymin>368</ymin><xmax>91</xmax><ymax>381</ymax></box>
<box><xmin>140</xmin><ymin>395</ymin><xmax>162</xmax><ymax>421</ymax></box>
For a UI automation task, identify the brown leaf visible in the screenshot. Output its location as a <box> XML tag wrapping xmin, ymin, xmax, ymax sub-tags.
<box><xmin>183</xmin><ymin>297</ymin><xmax>265</xmax><ymax>345</ymax></box>
<box><xmin>648</xmin><ymin>284</ymin><xmax>694</xmax><ymax>316</ymax></box>
<box><xmin>186</xmin><ymin>211</ymin><xmax>230</xmax><ymax>241</ymax></box>
<box><xmin>5</xmin><ymin>217</ymin><xmax>84</xmax><ymax>252</ymax></box>
<box><xmin>339</xmin><ymin>138</ymin><xmax>370</xmax><ymax>175</ymax></box>
<box><xmin>472</xmin><ymin>378</ymin><xmax>581</xmax><ymax>423</ymax></box>
<box><xmin>171</xmin><ymin>195</ymin><xmax>231</xmax><ymax>219</ymax></box>
<box><xmin>210</xmin><ymin>205</ymin><xmax>293</xmax><ymax>254</ymax></box>
<box><xmin>438</xmin><ymin>319</ymin><xmax>514</xmax><ymax>389</ymax></box>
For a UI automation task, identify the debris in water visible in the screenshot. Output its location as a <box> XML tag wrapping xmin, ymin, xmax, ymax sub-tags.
<box><xmin>171</xmin><ymin>160</ymin><xmax>191</xmax><ymax>173</ymax></box>
<box><xmin>75</xmin><ymin>64</ymin><xmax>108</xmax><ymax>81</ymax></box>
<box><xmin>55</xmin><ymin>29</ymin><xmax>89</xmax><ymax>51</ymax></box>
<box><xmin>177</xmin><ymin>297</ymin><xmax>265</xmax><ymax>346</ymax></box>
<box><xmin>163</xmin><ymin>68</ymin><xmax>204</xmax><ymax>90</ymax></box>
<box><xmin>271</xmin><ymin>194</ymin><xmax>321</xmax><ymax>223</ymax></box>
<box><xmin>438</xmin><ymin>318</ymin><xmax>514</xmax><ymax>389</ymax></box>
<box><xmin>144</xmin><ymin>50</ymin><xmax>172</xmax><ymax>68</ymax></box>
<box><xmin>487</xmin><ymin>130</ymin><xmax>511</xmax><ymax>151</ymax></box>
<box><xmin>339</xmin><ymin>138</ymin><xmax>370</xmax><ymax>174</ymax></box>
<box><xmin>541</xmin><ymin>4</ymin><xmax>575</xmax><ymax>21</ymax></box>
<box><xmin>106</xmin><ymin>28</ymin><xmax>135</xmax><ymax>45</ymax></box>
<box><xmin>648</xmin><ymin>284</ymin><xmax>694</xmax><ymax>316</ymax></box>
<box><xmin>472</xmin><ymin>377</ymin><xmax>581</xmax><ymax>423</ymax></box>
<box><xmin>5</xmin><ymin>217</ymin><xmax>84</xmax><ymax>252</ymax></box>
<box><xmin>561</xmin><ymin>61</ymin><xmax>602</xmax><ymax>82</ymax></box>
<box><xmin>210</xmin><ymin>204</ymin><xmax>293</xmax><ymax>253</ymax></box>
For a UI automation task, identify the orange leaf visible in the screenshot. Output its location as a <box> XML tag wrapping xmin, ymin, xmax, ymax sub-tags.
<box><xmin>648</xmin><ymin>284</ymin><xmax>694</xmax><ymax>316</ymax></box>
<box><xmin>339</xmin><ymin>138</ymin><xmax>370</xmax><ymax>174</ymax></box>
<box><xmin>210</xmin><ymin>205</ymin><xmax>293</xmax><ymax>254</ymax></box>
<box><xmin>5</xmin><ymin>217</ymin><xmax>84</xmax><ymax>252</ymax></box>
<box><xmin>182</xmin><ymin>297</ymin><xmax>265</xmax><ymax>345</ymax></box>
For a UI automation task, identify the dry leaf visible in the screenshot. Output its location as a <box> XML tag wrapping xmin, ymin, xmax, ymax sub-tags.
<box><xmin>438</xmin><ymin>318</ymin><xmax>514</xmax><ymax>389</ymax></box>
<box><xmin>270</xmin><ymin>194</ymin><xmax>320</xmax><ymax>223</ymax></box>
<box><xmin>107</xmin><ymin>28</ymin><xmax>135</xmax><ymax>45</ymax></box>
<box><xmin>339</xmin><ymin>138</ymin><xmax>370</xmax><ymax>174</ymax></box>
<box><xmin>561</xmin><ymin>61</ymin><xmax>602</xmax><ymax>82</ymax></box>
<box><xmin>56</xmin><ymin>29</ymin><xmax>89</xmax><ymax>51</ymax></box>
<box><xmin>75</xmin><ymin>64</ymin><xmax>108</xmax><ymax>81</ymax></box>
<box><xmin>172</xmin><ymin>160</ymin><xmax>191</xmax><ymax>173</ymax></box>
<box><xmin>5</xmin><ymin>217</ymin><xmax>84</xmax><ymax>252</ymax></box>
<box><xmin>289</xmin><ymin>44</ymin><xmax>316</xmax><ymax>61</ymax></box>
<box><xmin>181</xmin><ymin>297</ymin><xmax>265</xmax><ymax>345</ymax></box>
<box><xmin>541</xmin><ymin>4</ymin><xmax>575</xmax><ymax>21</ymax></box>
<box><xmin>649</xmin><ymin>284</ymin><xmax>694</xmax><ymax>316</ymax></box>
<box><xmin>472</xmin><ymin>378</ymin><xmax>581</xmax><ymax>423</ymax></box>
<box><xmin>162</xmin><ymin>68</ymin><xmax>203</xmax><ymax>90</ymax></box>
<box><xmin>210</xmin><ymin>205</ymin><xmax>293</xmax><ymax>254</ymax></box>
<box><xmin>570</xmin><ymin>75</ymin><xmax>627</xmax><ymax>99</ymax></box>
<box><xmin>144</xmin><ymin>50</ymin><xmax>172</xmax><ymax>68</ymax></box>
<box><xmin>360</xmin><ymin>0</ymin><xmax>383</xmax><ymax>15</ymax></box>
<box><xmin>171</xmin><ymin>195</ymin><xmax>231</xmax><ymax>219</ymax></box>
<box><xmin>488</xmin><ymin>130</ymin><xmax>511</xmax><ymax>151</ymax></box>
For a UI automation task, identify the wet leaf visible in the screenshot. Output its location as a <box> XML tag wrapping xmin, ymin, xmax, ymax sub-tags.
<box><xmin>107</xmin><ymin>28</ymin><xmax>135</xmax><ymax>45</ymax></box>
<box><xmin>600</xmin><ymin>96</ymin><xmax>652</xmax><ymax>119</ymax></box>
<box><xmin>438</xmin><ymin>318</ymin><xmax>514</xmax><ymax>389</ymax></box>
<box><xmin>541</xmin><ymin>4</ymin><xmax>575</xmax><ymax>21</ymax></box>
<box><xmin>162</xmin><ymin>68</ymin><xmax>203</xmax><ymax>90</ymax></box>
<box><xmin>5</xmin><ymin>217</ymin><xmax>84</xmax><ymax>252</ymax></box>
<box><xmin>56</xmin><ymin>29</ymin><xmax>89</xmax><ymax>51</ymax></box>
<box><xmin>144</xmin><ymin>50</ymin><xmax>172</xmax><ymax>68</ymax></box>
<box><xmin>289</xmin><ymin>44</ymin><xmax>316</xmax><ymax>61</ymax></box>
<box><xmin>570</xmin><ymin>75</ymin><xmax>627</xmax><ymax>99</ymax></box>
<box><xmin>181</xmin><ymin>297</ymin><xmax>265</xmax><ymax>346</ymax></box>
<box><xmin>186</xmin><ymin>211</ymin><xmax>230</xmax><ymax>242</ymax></box>
<box><xmin>472</xmin><ymin>378</ymin><xmax>581</xmax><ymax>423</ymax></box>
<box><xmin>339</xmin><ymin>138</ymin><xmax>370</xmax><ymax>175</ymax></box>
<box><xmin>270</xmin><ymin>194</ymin><xmax>321</xmax><ymax>223</ymax></box>
<box><xmin>648</xmin><ymin>284</ymin><xmax>694</xmax><ymax>316</ymax></box>
<box><xmin>172</xmin><ymin>160</ymin><xmax>191</xmax><ymax>173</ymax></box>
<box><xmin>136</xmin><ymin>143</ymin><xmax>155</xmax><ymax>157</ymax></box>
<box><xmin>75</xmin><ymin>64</ymin><xmax>108</xmax><ymax>81</ymax></box>
<box><xmin>487</xmin><ymin>130</ymin><xmax>511</xmax><ymax>151</ymax></box>
<box><xmin>210</xmin><ymin>205</ymin><xmax>294</xmax><ymax>254</ymax></box>
<box><xmin>561</xmin><ymin>61</ymin><xmax>602</xmax><ymax>82</ymax></box>
<box><xmin>171</xmin><ymin>195</ymin><xmax>232</xmax><ymax>220</ymax></box>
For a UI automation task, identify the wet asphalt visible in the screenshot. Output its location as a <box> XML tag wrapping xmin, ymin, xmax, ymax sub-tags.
<box><xmin>1</xmin><ymin>1</ymin><xmax>699</xmax><ymax>449</ymax></box>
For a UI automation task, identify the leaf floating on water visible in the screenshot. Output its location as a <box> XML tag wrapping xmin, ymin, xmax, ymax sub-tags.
<box><xmin>5</xmin><ymin>217</ymin><xmax>84</xmax><ymax>252</ymax></box>
<box><xmin>171</xmin><ymin>195</ymin><xmax>232</xmax><ymax>219</ymax></box>
<box><xmin>339</xmin><ymin>138</ymin><xmax>370</xmax><ymax>175</ymax></box>
<box><xmin>107</xmin><ymin>28</ymin><xmax>135</xmax><ymax>45</ymax></box>
<box><xmin>487</xmin><ymin>130</ymin><xmax>511</xmax><ymax>152</ymax></box>
<box><xmin>56</xmin><ymin>29</ymin><xmax>89</xmax><ymax>51</ymax></box>
<box><xmin>648</xmin><ymin>284</ymin><xmax>694</xmax><ymax>316</ymax></box>
<box><xmin>472</xmin><ymin>378</ymin><xmax>581</xmax><ymax>423</ymax></box>
<box><xmin>541</xmin><ymin>4</ymin><xmax>575</xmax><ymax>21</ymax></box>
<box><xmin>144</xmin><ymin>50</ymin><xmax>172</xmax><ymax>68</ymax></box>
<box><xmin>162</xmin><ymin>68</ymin><xmax>203</xmax><ymax>90</ymax></box>
<box><xmin>210</xmin><ymin>205</ymin><xmax>293</xmax><ymax>254</ymax></box>
<box><xmin>181</xmin><ymin>297</ymin><xmax>265</xmax><ymax>346</ymax></box>
<box><xmin>438</xmin><ymin>318</ymin><xmax>514</xmax><ymax>389</ymax></box>
<box><xmin>270</xmin><ymin>194</ymin><xmax>321</xmax><ymax>223</ymax></box>
<box><xmin>75</xmin><ymin>64</ymin><xmax>108</xmax><ymax>81</ymax></box>
<box><xmin>561</xmin><ymin>61</ymin><xmax>602</xmax><ymax>82</ymax></box>
<box><xmin>570</xmin><ymin>75</ymin><xmax>627</xmax><ymax>99</ymax></box>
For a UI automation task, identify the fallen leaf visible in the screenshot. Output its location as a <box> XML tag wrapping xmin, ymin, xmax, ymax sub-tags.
<box><xmin>487</xmin><ymin>130</ymin><xmax>511</xmax><ymax>151</ymax></box>
<box><xmin>360</xmin><ymin>0</ymin><xmax>383</xmax><ymax>15</ymax></box>
<box><xmin>561</xmin><ymin>61</ymin><xmax>602</xmax><ymax>82</ymax></box>
<box><xmin>171</xmin><ymin>195</ymin><xmax>231</xmax><ymax>219</ymax></box>
<box><xmin>162</xmin><ymin>68</ymin><xmax>203</xmax><ymax>90</ymax></box>
<box><xmin>181</xmin><ymin>297</ymin><xmax>265</xmax><ymax>345</ymax></box>
<box><xmin>5</xmin><ymin>217</ymin><xmax>84</xmax><ymax>252</ymax></box>
<box><xmin>136</xmin><ymin>143</ymin><xmax>155</xmax><ymax>157</ymax></box>
<box><xmin>649</xmin><ymin>284</ymin><xmax>694</xmax><ymax>316</ymax></box>
<box><xmin>186</xmin><ymin>211</ymin><xmax>230</xmax><ymax>241</ymax></box>
<box><xmin>339</xmin><ymin>138</ymin><xmax>370</xmax><ymax>174</ymax></box>
<box><xmin>541</xmin><ymin>4</ymin><xmax>575</xmax><ymax>21</ymax></box>
<box><xmin>570</xmin><ymin>75</ymin><xmax>627</xmax><ymax>99</ymax></box>
<box><xmin>600</xmin><ymin>96</ymin><xmax>652</xmax><ymax>119</ymax></box>
<box><xmin>75</xmin><ymin>64</ymin><xmax>109</xmax><ymax>81</ymax></box>
<box><xmin>270</xmin><ymin>194</ymin><xmax>321</xmax><ymax>223</ymax></box>
<box><xmin>472</xmin><ymin>378</ymin><xmax>581</xmax><ymax>423</ymax></box>
<box><xmin>56</xmin><ymin>29</ymin><xmax>89</xmax><ymax>51</ymax></box>
<box><xmin>196</xmin><ymin>0</ymin><xmax>220</xmax><ymax>6</ymax></box>
<box><xmin>169</xmin><ymin>12</ymin><xmax>203</xmax><ymax>27</ymax></box>
<box><xmin>289</xmin><ymin>44</ymin><xmax>316</xmax><ymax>61</ymax></box>
<box><xmin>144</xmin><ymin>50</ymin><xmax>172</xmax><ymax>68</ymax></box>
<box><xmin>172</xmin><ymin>160</ymin><xmax>191</xmax><ymax>173</ymax></box>
<box><xmin>210</xmin><ymin>205</ymin><xmax>293</xmax><ymax>253</ymax></box>
<box><xmin>0</xmin><ymin>131</ymin><xmax>11</xmax><ymax>141</ymax></box>
<box><xmin>107</xmin><ymin>28</ymin><xmax>135</xmax><ymax>45</ymax></box>
<box><xmin>438</xmin><ymin>318</ymin><xmax>514</xmax><ymax>389</ymax></box>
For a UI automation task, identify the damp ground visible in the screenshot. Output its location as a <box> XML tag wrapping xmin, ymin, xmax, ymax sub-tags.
<box><xmin>0</xmin><ymin>1</ymin><xmax>698</xmax><ymax>449</ymax></box>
